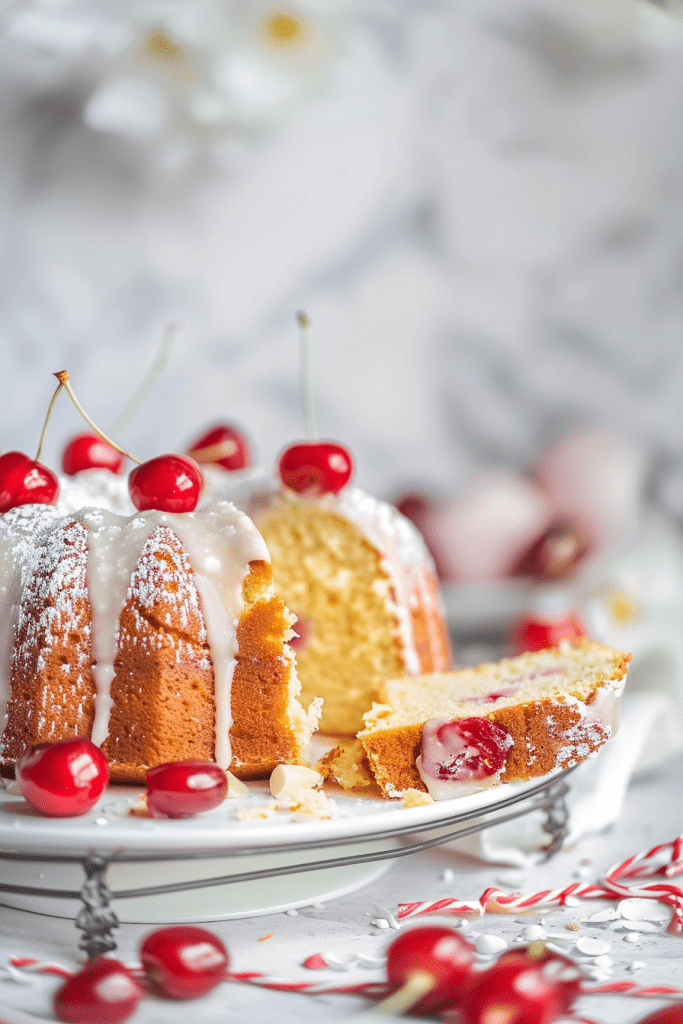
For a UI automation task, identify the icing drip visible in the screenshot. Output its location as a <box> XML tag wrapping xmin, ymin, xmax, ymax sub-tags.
<box><xmin>77</xmin><ymin>502</ymin><xmax>269</xmax><ymax>767</ymax></box>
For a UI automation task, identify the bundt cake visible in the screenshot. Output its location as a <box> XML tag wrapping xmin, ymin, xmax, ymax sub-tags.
<box><xmin>0</xmin><ymin>500</ymin><xmax>321</xmax><ymax>783</ymax></box>
<box><xmin>357</xmin><ymin>639</ymin><xmax>630</xmax><ymax>799</ymax></box>
<box><xmin>210</xmin><ymin>476</ymin><xmax>452</xmax><ymax>735</ymax></box>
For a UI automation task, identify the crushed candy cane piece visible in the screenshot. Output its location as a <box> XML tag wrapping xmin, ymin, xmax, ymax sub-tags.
<box><xmin>302</xmin><ymin>954</ymin><xmax>328</xmax><ymax>970</ymax></box>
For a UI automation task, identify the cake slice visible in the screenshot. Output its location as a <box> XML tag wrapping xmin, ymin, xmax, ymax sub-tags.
<box><xmin>358</xmin><ymin>639</ymin><xmax>630</xmax><ymax>799</ymax></box>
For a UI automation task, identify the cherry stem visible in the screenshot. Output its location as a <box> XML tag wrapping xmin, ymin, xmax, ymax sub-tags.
<box><xmin>35</xmin><ymin>378</ymin><xmax>65</xmax><ymax>462</ymax></box>
<box><xmin>297</xmin><ymin>310</ymin><xmax>318</xmax><ymax>441</ymax></box>
<box><xmin>54</xmin><ymin>371</ymin><xmax>143</xmax><ymax>465</ymax></box>
<box><xmin>108</xmin><ymin>320</ymin><xmax>179</xmax><ymax>438</ymax></box>
<box><xmin>349</xmin><ymin>971</ymin><xmax>435</xmax><ymax>1020</ymax></box>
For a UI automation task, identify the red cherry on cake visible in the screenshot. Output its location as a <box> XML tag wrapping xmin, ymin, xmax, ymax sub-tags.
<box><xmin>457</xmin><ymin>948</ymin><xmax>579</xmax><ymax>1024</ymax></box>
<box><xmin>140</xmin><ymin>925</ymin><xmax>229</xmax><ymax>999</ymax></box>
<box><xmin>54</xmin><ymin>957</ymin><xmax>144</xmax><ymax>1024</ymax></box>
<box><xmin>514</xmin><ymin>611</ymin><xmax>585</xmax><ymax>654</ymax></box>
<box><xmin>129</xmin><ymin>454</ymin><xmax>203</xmax><ymax>513</ymax></box>
<box><xmin>0</xmin><ymin>450</ymin><xmax>59</xmax><ymax>512</ymax></box>
<box><xmin>16</xmin><ymin>737</ymin><xmax>109</xmax><ymax>817</ymax></box>
<box><xmin>62</xmin><ymin>433</ymin><xmax>125</xmax><ymax>476</ymax></box>
<box><xmin>278</xmin><ymin>441</ymin><xmax>353</xmax><ymax>496</ymax></box>
<box><xmin>145</xmin><ymin>760</ymin><xmax>228</xmax><ymax>818</ymax></box>
<box><xmin>384</xmin><ymin>925</ymin><xmax>475</xmax><ymax>1015</ymax></box>
<box><xmin>186</xmin><ymin>423</ymin><xmax>251</xmax><ymax>472</ymax></box>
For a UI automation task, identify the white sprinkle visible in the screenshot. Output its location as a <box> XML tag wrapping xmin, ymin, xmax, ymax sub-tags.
<box><xmin>619</xmin><ymin>898</ymin><xmax>669</xmax><ymax>922</ymax></box>
<box><xmin>584</xmin><ymin>908</ymin><xmax>620</xmax><ymax>923</ymax></box>
<box><xmin>624</xmin><ymin>932</ymin><xmax>641</xmax><ymax>943</ymax></box>
<box><xmin>323</xmin><ymin>953</ymin><xmax>357</xmax><ymax>971</ymax></box>
<box><xmin>573</xmin><ymin>865</ymin><xmax>592</xmax><ymax>878</ymax></box>
<box><xmin>372</xmin><ymin>903</ymin><xmax>400</xmax><ymax>930</ymax></box>
<box><xmin>94</xmin><ymin>818</ymin><xmax>107</xmax><ymax>826</ymax></box>
<box><xmin>628</xmin><ymin>961</ymin><xmax>647</xmax><ymax>971</ymax></box>
<box><xmin>544</xmin><ymin>932</ymin><xmax>577</xmax><ymax>947</ymax></box>
<box><xmin>357</xmin><ymin>955</ymin><xmax>386</xmax><ymax>969</ymax></box>
<box><xmin>564</xmin><ymin>896</ymin><xmax>581</xmax><ymax>907</ymax></box>
<box><xmin>546</xmin><ymin>941</ymin><xmax>573</xmax><ymax>957</ymax></box>
<box><xmin>496</xmin><ymin>872</ymin><xmax>528</xmax><ymax>888</ymax></box>
<box><xmin>285</xmin><ymin>909</ymin><xmax>299</xmax><ymax>917</ymax></box>
<box><xmin>520</xmin><ymin>925</ymin><xmax>547</xmax><ymax>941</ymax></box>
<box><xmin>576</xmin><ymin>936</ymin><xmax>611</xmax><ymax>956</ymax></box>
<box><xmin>592</xmin><ymin>955</ymin><xmax>613</xmax><ymax>969</ymax></box>
<box><xmin>620</xmin><ymin>920</ymin><xmax>659</xmax><ymax>933</ymax></box>
<box><xmin>475</xmin><ymin>934</ymin><xmax>509</xmax><ymax>955</ymax></box>
<box><xmin>311</xmin><ymin>903</ymin><xmax>326</xmax><ymax>910</ymax></box>
<box><xmin>372</xmin><ymin>919</ymin><xmax>389</xmax><ymax>930</ymax></box>
<box><xmin>442</xmin><ymin>869</ymin><xmax>454</xmax><ymax>883</ymax></box>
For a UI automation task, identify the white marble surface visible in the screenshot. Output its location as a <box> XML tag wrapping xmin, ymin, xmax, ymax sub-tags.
<box><xmin>1</xmin><ymin>751</ymin><xmax>682</xmax><ymax>1023</ymax></box>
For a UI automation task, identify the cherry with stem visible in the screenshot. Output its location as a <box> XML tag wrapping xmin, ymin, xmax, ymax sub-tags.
<box><xmin>278</xmin><ymin>311</ymin><xmax>353</xmax><ymax>496</ymax></box>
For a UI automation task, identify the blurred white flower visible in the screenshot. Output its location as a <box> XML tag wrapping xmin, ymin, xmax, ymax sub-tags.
<box><xmin>0</xmin><ymin>0</ymin><xmax>348</xmax><ymax>173</ymax></box>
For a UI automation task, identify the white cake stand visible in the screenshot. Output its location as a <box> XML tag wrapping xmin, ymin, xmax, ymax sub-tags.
<box><xmin>0</xmin><ymin>769</ymin><xmax>574</xmax><ymax>957</ymax></box>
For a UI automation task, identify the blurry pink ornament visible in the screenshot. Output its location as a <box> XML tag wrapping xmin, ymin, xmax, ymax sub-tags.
<box><xmin>534</xmin><ymin>428</ymin><xmax>645</xmax><ymax>556</ymax></box>
<box><xmin>418</xmin><ymin>474</ymin><xmax>553</xmax><ymax>584</ymax></box>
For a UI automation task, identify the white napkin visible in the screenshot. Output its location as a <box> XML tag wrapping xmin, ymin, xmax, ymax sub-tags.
<box><xmin>443</xmin><ymin>691</ymin><xmax>668</xmax><ymax>867</ymax></box>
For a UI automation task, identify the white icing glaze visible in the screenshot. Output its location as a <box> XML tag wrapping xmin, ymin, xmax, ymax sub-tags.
<box><xmin>0</xmin><ymin>505</ymin><xmax>62</xmax><ymax>736</ymax></box>
<box><xmin>0</xmin><ymin>500</ymin><xmax>269</xmax><ymax>769</ymax></box>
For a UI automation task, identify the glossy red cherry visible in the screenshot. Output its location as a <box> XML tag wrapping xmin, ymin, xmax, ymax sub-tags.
<box><xmin>457</xmin><ymin>949</ymin><xmax>579</xmax><ymax>1024</ymax></box>
<box><xmin>634</xmin><ymin>1009</ymin><xmax>683</xmax><ymax>1024</ymax></box>
<box><xmin>140</xmin><ymin>925</ymin><xmax>229</xmax><ymax>999</ymax></box>
<box><xmin>495</xmin><ymin>944</ymin><xmax>581</xmax><ymax>1013</ymax></box>
<box><xmin>0</xmin><ymin>450</ymin><xmax>59</xmax><ymax>512</ymax></box>
<box><xmin>186</xmin><ymin>423</ymin><xmax>251</xmax><ymax>472</ymax></box>
<box><xmin>16</xmin><ymin>738</ymin><xmax>109</xmax><ymax>817</ymax></box>
<box><xmin>422</xmin><ymin>717</ymin><xmax>512</xmax><ymax>783</ymax></box>
<box><xmin>62</xmin><ymin>433</ymin><xmax>125</xmax><ymax>476</ymax></box>
<box><xmin>514</xmin><ymin>611</ymin><xmax>585</xmax><ymax>654</ymax></box>
<box><xmin>278</xmin><ymin>441</ymin><xmax>353</xmax><ymax>496</ymax></box>
<box><xmin>385</xmin><ymin>925</ymin><xmax>475</xmax><ymax>1015</ymax></box>
<box><xmin>129</xmin><ymin>454</ymin><xmax>203</xmax><ymax>513</ymax></box>
<box><xmin>145</xmin><ymin>760</ymin><xmax>228</xmax><ymax>818</ymax></box>
<box><xmin>54</xmin><ymin>957</ymin><xmax>144</xmax><ymax>1024</ymax></box>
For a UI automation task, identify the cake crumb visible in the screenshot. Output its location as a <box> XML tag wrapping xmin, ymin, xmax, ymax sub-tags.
<box><xmin>565</xmin><ymin>923</ymin><xmax>580</xmax><ymax>931</ymax></box>
<box><xmin>402</xmin><ymin>788</ymin><xmax>435</xmax><ymax>808</ymax></box>
<box><xmin>259</xmin><ymin>933</ymin><xmax>275</xmax><ymax>942</ymax></box>
<box><xmin>128</xmin><ymin>795</ymin><xmax>149</xmax><ymax>818</ymax></box>
<box><xmin>317</xmin><ymin>740</ymin><xmax>374</xmax><ymax>790</ymax></box>
<box><xmin>284</xmin><ymin>789</ymin><xmax>334</xmax><ymax>820</ymax></box>
<box><xmin>235</xmin><ymin>802</ymin><xmax>279</xmax><ymax>822</ymax></box>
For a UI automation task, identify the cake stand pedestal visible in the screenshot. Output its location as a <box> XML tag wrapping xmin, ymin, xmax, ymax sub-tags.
<box><xmin>0</xmin><ymin>769</ymin><xmax>573</xmax><ymax>957</ymax></box>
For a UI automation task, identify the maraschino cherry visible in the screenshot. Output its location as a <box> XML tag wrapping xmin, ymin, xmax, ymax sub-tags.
<box><xmin>16</xmin><ymin>737</ymin><xmax>109</xmax><ymax>817</ymax></box>
<box><xmin>421</xmin><ymin>717</ymin><xmax>512</xmax><ymax>783</ymax></box>
<box><xmin>55</xmin><ymin>370</ymin><xmax>204</xmax><ymax>513</ymax></box>
<box><xmin>0</xmin><ymin>451</ymin><xmax>59</xmax><ymax>512</ymax></box>
<box><xmin>278</xmin><ymin>441</ymin><xmax>353</xmax><ymax>495</ymax></box>
<box><xmin>187</xmin><ymin>423</ymin><xmax>251</xmax><ymax>472</ymax></box>
<box><xmin>380</xmin><ymin>925</ymin><xmax>475</xmax><ymax>1016</ymax></box>
<box><xmin>0</xmin><ymin>374</ymin><xmax>65</xmax><ymax>512</ymax></box>
<box><xmin>145</xmin><ymin>760</ymin><xmax>228</xmax><ymax>818</ymax></box>
<box><xmin>278</xmin><ymin>311</ymin><xmax>353</xmax><ymax>496</ymax></box>
<box><xmin>140</xmin><ymin>925</ymin><xmax>229</xmax><ymax>999</ymax></box>
<box><xmin>513</xmin><ymin>610</ymin><xmax>585</xmax><ymax>654</ymax></box>
<box><xmin>129</xmin><ymin>454</ymin><xmax>203</xmax><ymax>513</ymax></box>
<box><xmin>457</xmin><ymin>944</ymin><xmax>580</xmax><ymax>1024</ymax></box>
<box><xmin>54</xmin><ymin>957</ymin><xmax>144</xmax><ymax>1024</ymax></box>
<box><xmin>62</xmin><ymin>434</ymin><xmax>125</xmax><ymax>476</ymax></box>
